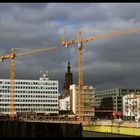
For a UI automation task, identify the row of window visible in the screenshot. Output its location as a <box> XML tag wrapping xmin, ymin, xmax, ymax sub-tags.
<box><xmin>96</xmin><ymin>90</ymin><xmax>140</xmax><ymax>95</ymax></box>
<box><xmin>1</xmin><ymin>81</ymin><xmax>57</xmax><ymax>86</ymax></box>
<box><xmin>0</xmin><ymin>108</ymin><xmax>58</xmax><ymax>112</ymax></box>
<box><xmin>96</xmin><ymin>90</ymin><xmax>117</xmax><ymax>94</ymax></box>
<box><xmin>1</xmin><ymin>86</ymin><xmax>57</xmax><ymax>90</ymax></box>
<box><xmin>95</xmin><ymin>94</ymin><xmax>117</xmax><ymax>98</ymax></box>
<box><xmin>0</xmin><ymin>104</ymin><xmax>58</xmax><ymax>107</ymax></box>
<box><xmin>1</xmin><ymin>95</ymin><xmax>58</xmax><ymax>98</ymax></box>
<box><xmin>0</xmin><ymin>91</ymin><xmax>58</xmax><ymax>94</ymax></box>
<box><xmin>0</xmin><ymin>99</ymin><xmax>58</xmax><ymax>102</ymax></box>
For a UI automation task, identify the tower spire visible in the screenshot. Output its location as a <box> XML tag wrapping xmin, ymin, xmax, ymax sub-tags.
<box><xmin>63</xmin><ymin>61</ymin><xmax>73</xmax><ymax>97</ymax></box>
<box><xmin>67</xmin><ymin>61</ymin><xmax>71</xmax><ymax>73</ymax></box>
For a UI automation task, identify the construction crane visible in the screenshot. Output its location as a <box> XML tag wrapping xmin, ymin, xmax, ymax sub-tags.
<box><xmin>61</xmin><ymin>28</ymin><xmax>140</xmax><ymax>123</ymax></box>
<box><xmin>0</xmin><ymin>47</ymin><xmax>58</xmax><ymax>121</ymax></box>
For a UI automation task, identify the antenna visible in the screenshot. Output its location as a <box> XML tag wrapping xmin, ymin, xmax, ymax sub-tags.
<box><xmin>40</xmin><ymin>70</ymin><xmax>42</xmax><ymax>76</ymax></box>
<box><xmin>46</xmin><ymin>70</ymin><xmax>49</xmax><ymax>77</ymax></box>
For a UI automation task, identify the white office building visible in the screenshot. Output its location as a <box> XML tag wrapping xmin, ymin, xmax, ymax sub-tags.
<box><xmin>123</xmin><ymin>92</ymin><xmax>140</xmax><ymax>120</ymax></box>
<box><xmin>0</xmin><ymin>74</ymin><xmax>59</xmax><ymax>116</ymax></box>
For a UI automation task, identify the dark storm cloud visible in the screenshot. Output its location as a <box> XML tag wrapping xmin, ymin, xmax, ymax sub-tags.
<box><xmin>104</xmin><ymin>3</ymin><xmax>140</xmax><ymax>21</ymax></box>
<box><xmin>0</xmin><ymin>3</ymin><xmax>140</xmax><ymax>92</ymax></box>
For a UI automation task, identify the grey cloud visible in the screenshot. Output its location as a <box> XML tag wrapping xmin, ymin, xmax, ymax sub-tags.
<box><xmin>104</xmin><ymin>3</ymin><xmax>140</xmax><ymax>21</ymax></box>
<box><xmin>0</xmin><ymin>3</ymin><xmax>140</xmax><ymax>92</ymax></box>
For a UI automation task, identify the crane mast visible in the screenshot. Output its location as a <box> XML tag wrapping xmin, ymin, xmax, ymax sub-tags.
<box><xmin>0</xmin><ymin>47</ymin><xmax>58</xmax><ymax>121</ymax></box>
<box><xmin>78</xmin><ymin>31</ymin><xmax>84</xmax><ymax>122</ymax></box>
<box><xmin>10</xmin><ymin>48</ymin><xmax>15</xmax><ymax>121</ymax></box>
<box><xmin>61</xmin><ymin>28</ymin><xmax>140</xmax><ymax>123</ymax></box>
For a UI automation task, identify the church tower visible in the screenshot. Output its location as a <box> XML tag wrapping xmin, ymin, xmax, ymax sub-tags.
<box><xmin>63</xmin><ymin>61</ymin><xmax>73</xmax><ymax>97</ymax></box>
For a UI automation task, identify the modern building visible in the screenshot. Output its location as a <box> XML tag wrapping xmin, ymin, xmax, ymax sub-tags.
<box><xmin>95</xmin><ymin>88</ymin><xmax>140</xmax><ymax>113</ymax></box>
<box><xmin>70</xmin><ymin>84</ymin><xmax>95</xmax><ymax>119</ymax></box>
<box><xmin>63</xmin><ymin>61</ymin><xmax>73</xmax><ymax>97</ymax></box>
<box><xmin>0</xmin><ymin>74</ymin><xmax>59</xmax><ymax>117</ymax></box>
<box><xmin>123</xmin><ymin>92</ymin><xmax>140</xmax><ymax>120</ymax></box>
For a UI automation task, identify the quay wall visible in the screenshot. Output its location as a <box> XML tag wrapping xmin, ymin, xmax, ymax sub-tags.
<box><xmin>83</xmin><ymin>125</ymin><xmax>140</xmax><ymax>136</ymax></box>
<box><xmin>0</xmin><ymin>121</ymin><xmax>82</xmax><ymax>137</ymax></box>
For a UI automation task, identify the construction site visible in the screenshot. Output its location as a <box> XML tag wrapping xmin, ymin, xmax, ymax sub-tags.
<box><xmin>0</xmin><ymin>28</ymin><xmax>140</xmax><ymax>137</ymax></box>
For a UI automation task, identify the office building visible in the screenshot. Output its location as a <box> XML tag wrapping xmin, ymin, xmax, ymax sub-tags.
<box><xmin>0</xmin><ymin>74</ymin><xmax>59</xmax><ymax>116</ymax></box>
<box><xmin>95</xmin><ymin>88</ymin><xmax>140</xmax><ymax>113</ymax></box>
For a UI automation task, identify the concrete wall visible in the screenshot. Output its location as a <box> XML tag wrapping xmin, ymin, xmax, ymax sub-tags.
<box><xmin>83</xmin><ymin>131</ymin><xmax>133</xmax><ymax>137</ymax></box>
<box><xmin>0</xmin><ymin>121</ymin><xmax>82</xmax><ymax>137</ymax></box>
<box><xmin>83</xmin><ymin>125</ymin><xmax>140</xmax><ymax>136</ymax></box>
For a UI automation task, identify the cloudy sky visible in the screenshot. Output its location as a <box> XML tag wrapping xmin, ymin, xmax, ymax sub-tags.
<box><xmin>0</xmin><ymin>3</ymin><xmax>140</xmax><ymax>93</ymax></box>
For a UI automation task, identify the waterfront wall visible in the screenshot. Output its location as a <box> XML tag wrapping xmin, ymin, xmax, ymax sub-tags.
<box><xmin>83</xmin><ymin>130</ymin><xmax>132</xmax><ymax>137</ymax></box>
<box><xmin>83</xmin><ymin>125</ymin><xmax>140</xmax><ymax>136</ymax></box>
<box><xmin>0</xmin><ymin>121</ymin><xmax>82</xmax><ymax>137</ymax></box>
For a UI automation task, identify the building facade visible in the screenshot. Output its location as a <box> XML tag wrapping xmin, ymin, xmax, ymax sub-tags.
<box><xmin>123</xmin><ymin>92</ymin><xmax>140</xmax><ymax>120</ymax></box>
<box><xmin>63</xmin><ymin>61</ymin><xmax>73</xmax><ymax>97</ymax></box>
<box><xmin>59</xmin><ymin>96</ymin><xmax>70</xmax><ymax>111</ymax></box>
<box><xmin>0</xmin><ymin>74</ymin><xmax>59</xmax><ymax>116</ymax></box>
<box><xmin>70</xmin><ymin>84</ymin><xmax>95</xmax><ymax>119</ymax></box>
<box><xmin>95</xmin><ymin>88</ymin><xmax>140</xmax><ymax>113</ymax></box>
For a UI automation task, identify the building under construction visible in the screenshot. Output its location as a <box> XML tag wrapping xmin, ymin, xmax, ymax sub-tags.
<box><xmin>70</xmin><ymin>84</ymin><xmax>95</xmax><ymax>120</ymax></box>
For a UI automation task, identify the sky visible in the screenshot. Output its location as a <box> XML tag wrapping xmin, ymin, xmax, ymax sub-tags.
<box><xmin>0</xmin><ymin>3</ymin><xmax>140</xmax><ymax>93</ymax></box>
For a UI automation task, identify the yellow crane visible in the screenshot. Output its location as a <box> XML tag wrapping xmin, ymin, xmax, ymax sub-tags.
<box><xmin>0</xmin><ymin>47</ymin><xmax>58</xmax><ymax>121</ymax></box>
<box><xmin>61</xmin><ymin>28</ymin><xmax>140</xmax><ymax>123</ymax></box>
